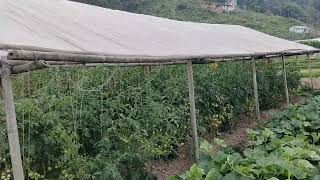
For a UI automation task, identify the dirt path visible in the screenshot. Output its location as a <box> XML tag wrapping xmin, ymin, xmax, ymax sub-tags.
<box><xmin>301</xmin><ymin>77</ymin><xmax>320</xmax><ymax>89</ymax></box>
<box><xmin>149</xmin><ymin>96</ymin><xmax>308</xmax><ymax>180</ymax></box>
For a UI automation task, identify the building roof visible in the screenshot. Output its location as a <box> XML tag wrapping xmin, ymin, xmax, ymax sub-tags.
<box><xmin>0</xmin><ymin>0</ymin><xmax>318</xmax><ymax>64</ymax></box>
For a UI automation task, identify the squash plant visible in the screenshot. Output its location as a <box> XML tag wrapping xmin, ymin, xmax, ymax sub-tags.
<box><xmin>174</xmin><ymin>96</ymin><xmax>320</xmax><ymax>180</ymax></box>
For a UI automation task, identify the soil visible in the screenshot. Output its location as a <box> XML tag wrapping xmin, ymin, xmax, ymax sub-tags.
<box><xmin>301</xmin><ymin>77</ymin><xmax>320</xmax><ymax>89</ymax></box>
<box><xmin>149</xmin><ymin>96</ymin><xmax>309</xmax><ymax>180</ymax></box>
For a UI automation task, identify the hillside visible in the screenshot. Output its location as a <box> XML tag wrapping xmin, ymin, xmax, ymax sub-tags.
<box><xmin>72</xmin><ymin>0</ymin><xmax>317</xmax><ymax>40</ymax></box>
<box><xmin>238</xmin><ymin>0</ymin><xmax>320</xmax><ymax>26</ymax></box>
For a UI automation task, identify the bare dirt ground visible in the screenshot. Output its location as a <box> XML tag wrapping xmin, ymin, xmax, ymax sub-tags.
<box><xmin>149</xmin><ymin>96</ymin><xmax>308</xmax><ymax>180</ymax></box>
<box><xmin>301</xmin><ymin>77</ymin><xmax>320</xmax><ymax>89</ymax></box>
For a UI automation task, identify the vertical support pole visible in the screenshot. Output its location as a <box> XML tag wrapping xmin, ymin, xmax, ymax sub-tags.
<box><xmin>252</xmin><ymin>58</ymin><xmax>261</xmax><ymax>122</ymax></box>
<box><xmin>282</xmin><ymin>54</ymin><xmax>290</xmax><ymax>104</ymax></box>
<box><xmin>186</xmin><ymin>61</ymin><xmax>199</xmax><ymax>162</ymax></box>
<box><xmin>307</xmin><ymin>54</ymin><xmax>314</xmax><ymax>90</ymax></box>
<box><xmin>146</xmin><ymin>65</ymin><xmax>152</xmax><ymax>76</ymax></box>
<box><xmin>1</xmin><ymin>56</ymin><xmax>25</xmax><ymax>180</ymax></box>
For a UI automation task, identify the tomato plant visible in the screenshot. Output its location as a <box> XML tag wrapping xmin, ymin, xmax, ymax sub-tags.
<box><xmin>0</xmin><ymin>62</ymin><xmax>302</xmax><ymax>179</ymax></box>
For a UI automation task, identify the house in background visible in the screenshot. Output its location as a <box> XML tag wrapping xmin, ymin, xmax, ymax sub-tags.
<box><xmin>216</xmin><ymin>0</ymin><xmax>237</xmax><ymax>12</ymax></box>
<box><xmin>289</xmin><ymin>26</ymin><xmax>311</xmax><ymax>34</ymax></box>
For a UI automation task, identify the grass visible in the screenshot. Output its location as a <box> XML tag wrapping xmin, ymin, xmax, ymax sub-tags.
<box><xmin>301</xmin><ymin>69</ymin><xmax>320</xmax><ymax>78</ymax></box>
<box><xmin>276</xmin><ymin>56</ymin><xmax>320</xmax><ymax>78</ymax></box>
<box><xmin>260</xmin><ymin>56</ymin><xmax>320</xmax><ymax>78</ymax></box>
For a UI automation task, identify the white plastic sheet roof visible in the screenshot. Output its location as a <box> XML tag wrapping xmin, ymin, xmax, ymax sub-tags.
<box><xmin>0</xmin><ymin>0</ymin><xmax>317</xmax><ymax>61</ymax></box>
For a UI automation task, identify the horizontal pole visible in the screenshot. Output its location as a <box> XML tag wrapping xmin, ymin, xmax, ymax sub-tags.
<box><xmin>11</xmin><ymin>60</ymin><xmax>49</xmax><ymax>74</ymax></box>
<box><xmin>2</xmin><ymin>43</ymin><xmax>319</xmax><ymax>58</ymax></box>
<box><xmin>4</xmin><ymin>55</ymin><xmax>312</xmax><ymax>70</ymax></box>
<box><xmin>7</xmin><ymin>49</ymin><xmax>319</xmax><ymax>65</ymax></box>
<box><xmin>5</xmin><ymin>60</ymin><xmax>79</xmax><ymax>66</ymax></box>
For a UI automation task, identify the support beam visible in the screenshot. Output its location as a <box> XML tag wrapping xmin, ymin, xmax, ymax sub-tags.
<box><xmin>252</xmin><ymin>58</ymin><xmax>261</xmax><ymax>122</ymax></box>
<box><xmin>11</xmin><ymin>60</ymin><xmax>49</xmax><ymax>74</ymax></box>
<box><xmin>7</xmin><ymin>49</ymin><xmax>320</xmax><ymax>65</ymax></box>
<box><xmin>5</xmin><ymin>59</ymin><xmax>79</xmax><ymax>66</ymax></box>
<box><xmin>282</xmin><ymin>55</ymin><xmax>289</xmax><ymax>104</ymax></box>
<box><xmin>307</xmin><ymin>54</ymin><xmax>314</xmax><ymax>90</ymax></box>
<box><xmin>1</xmin><ymin>56</ymin><xmax>25</xmax><ymax>180</ymax></box>
<box><xmin>146</xmin><ymin>65</ymin><xmax>152</xmax><ymax>76</ymax></box>
<box><xmin>186</xmin><ymin>61</ymin><xmax>199</xmax><ymax>162</ymax></box>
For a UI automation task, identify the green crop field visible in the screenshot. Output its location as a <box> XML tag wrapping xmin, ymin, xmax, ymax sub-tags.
<box><xmin>174</xmin><ymin>96</ymin><xmax>320</xmax><ymax>179</ymax></box>
<box><xmin>1</xmin><ymin>0</ymin><xmax>320</xmax><ymax>179</ymax></box>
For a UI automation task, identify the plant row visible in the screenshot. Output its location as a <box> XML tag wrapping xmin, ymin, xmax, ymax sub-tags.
<box><xmin>0</xmin><ymin>62</ymin><xmax>301</xmax><ymax>179</ymax></box>
<box><xmin>175</xmin><ymin>96</ymin><xmax>320</xmax><ymax>180</ymax></box>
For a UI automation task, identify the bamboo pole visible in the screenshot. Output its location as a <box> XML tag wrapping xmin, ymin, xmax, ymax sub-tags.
<box><xmin>1</xmin><ymin>56</ymin><xmax>25</xmax><ymax>180</ymax></box>
<box><xmin>282</xmin><ymin>55</ymin><xmax>289</xmax><ymax>104</ymax></box>
<box><xmin>11</xmin><ymin>60</ymin><xmax>49</xmax><ymax>74</ymax></box>
<box><xmin>7</xmin><ymin>49</ymin><xmax>320</xmax><ymax>65</ymax></box>
<box><xmin>186</xmin><ymin>61</ymin><xmax>199</xmax><ymax>162</ymax></box>
<box><xmin>252</xmin><ymin>58</ymin><xmax>261</xmax><ymax>122</ymax></box>
<box><xmin>307</xmin><ymin>54</ymin><xmax>314</xmax><ymax>90</ymax></box>
<box><xmin>6</xmin><ymin>59</ymin><xmax>79</xmax><ymax>66</ymax></box>
<box><xmin>2</xmin><ymin>44</ymin><xmax>319</xmax><ymax>57</ymax></box>
<box><xmin>146</xmin><ymin>65</ymin><xmax>152</xmax><ymax>76</ymax></box>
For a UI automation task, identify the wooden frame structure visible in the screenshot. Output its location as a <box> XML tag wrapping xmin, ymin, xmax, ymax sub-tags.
<box><xmin>0</xmin><ymin>47</ymin><xmax>319</xmax><ymax>179</ymax></box>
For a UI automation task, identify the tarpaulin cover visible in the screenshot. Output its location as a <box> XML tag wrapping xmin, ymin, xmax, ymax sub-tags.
<box><xmin>0</xmin><ymin>0</ymin><xmax>317</xmax><ymax>61</ymax></box>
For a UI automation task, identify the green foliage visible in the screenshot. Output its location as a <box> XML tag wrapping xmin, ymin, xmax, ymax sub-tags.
<box><xmin>175</xmin><ymin>96</ymin><xmax>320</xmax><ymax>179</ymax></box>
<box><xmin>300</xmin><ymin>40</ymin><xmax>320</xmax><ymax>49</ymax></box>
<box><xmin>0</xmin><ymin>62</ymin><xmax>301</xmax><ymax>178</ymax></box>
<box><xmin>238</xmin><ymin>0</ymin><xmax>320</xmax><ymax>26</ymax></box>
<box><xmin>137</xmin><ymin>0</ymin><xmax>312</xmax><ymax>40</ymax></box>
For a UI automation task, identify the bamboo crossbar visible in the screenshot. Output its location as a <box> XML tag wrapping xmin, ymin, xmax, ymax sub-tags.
<box><xmin>7</xmin><ymin>49</ymin><xmax>320</xmax><ymax>65</ymax></box>
<box><xmin>2</xmin><ymin>44</ymin><xmax>319</xmax><ymax>59</ymax></box>
<box><xmin>11</xmin><ymin>60</ymin><xmax>49</xmax><ymax>74</ymax></box>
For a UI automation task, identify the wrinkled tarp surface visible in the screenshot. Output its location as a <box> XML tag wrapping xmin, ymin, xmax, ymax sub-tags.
<box><xmin>0</xmin><ymin>0</ymin><xmax>317</xmax><ymax>60</ymax></box>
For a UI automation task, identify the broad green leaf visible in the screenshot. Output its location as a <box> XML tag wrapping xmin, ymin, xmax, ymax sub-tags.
<box><xmin>297</xmin><ymin>159</ymin><xmax>315</xmax><ymax>169</ymax></box>
<box><xmin>169</xmin><ymin>176</ymin><xmax>180</xmax><ymax>180</ymax></box>
<box><xmin>205</xmin><ymin>168</ymin><xmax>222</xmax><ymax>180</ymax></box>
<box><xmin>200</xmin><ymin>140</ymin><xmax>214</xmax><ymax>152</ymax></box>
<box><xmin>189</xmin><ymin>164</ymin><xmax>204</xmax><ymax>179</ymax></box>
<box><xmin>311</xmin><ymin>132</ymin><xmax>320</xmax><ymax>143</ymax></box>
<box><xmin>267</xmin><ymin>178</ymin><xmax>280</xmax><ymax>180</ymax></box>
<box><xmin>214</xmin><ymin>138</ymin><xmax>227</xmax><ymax>148</ymax></box>
<box><xmin>212</xmin><ymin>151</ymin><xmax>228</xmax><ymax>164</ymax></box>
<box><xmin>291</xmin><ymin>166</ymin><xmax>308</xmax><ymax>179</ymax></box>
<box><xmin>312</xmin><ymin>175</ymin><xmax>320</xmax><ymax>180</ymax></box>
<box><xmin>305</xmin><ymin>150</ymin><xmax>320</xmax><ymax>161</ymax></box>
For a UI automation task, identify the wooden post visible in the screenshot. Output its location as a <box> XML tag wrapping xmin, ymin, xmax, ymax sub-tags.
<box><xmin>186</xmin><ymin>61</ymin><xmax>199</xmax><ymax>162</ymax></box>
<box><xmin>307</xmin><ymin>54</ymin><xmax>314</xmax><ymax>90</ymax></box>
<box><xmin>282</xmin><ymin>55</ymin><xmax>289</xmax><ymax>104</ymax></box>
<box><xmin>146</xmin><ymin>65</ymin><xmax>152</xmax><ymax>76</ymax></box>
<box><xmin>1</xmin><ymin>56</ymin><xmax>25</xmax><ymax>180</ymax></box>
<box><xmin>252</xmin><ymin>58</ymin><xmax>261</xmax><ymax>122</ymax></box>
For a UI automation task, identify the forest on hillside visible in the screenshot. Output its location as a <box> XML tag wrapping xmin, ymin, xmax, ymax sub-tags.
<box><xmin>72</xmin><ymin>0</ymin><xmax>320</xmax><ymax>26</ymax></box>
<box><xmin>238</xmin><ymin>0</ymin><xmax>320</xmax><ymax>25</ymax></box>
<box><xmin>70</xmin><ymin>0</ymin><xmax>319</xmax><ymax>40</ymax></box>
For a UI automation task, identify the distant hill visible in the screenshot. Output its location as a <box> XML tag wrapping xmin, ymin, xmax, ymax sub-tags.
<box><xmin>71</xmin><ymin>0</ymin><xmax>318</xmax><ymax>40</ymax></box>
<box><xmin>237</xmin><ymin>0</ymin><xmax>320</xmax><ymax>26</ymax></box>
